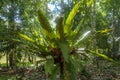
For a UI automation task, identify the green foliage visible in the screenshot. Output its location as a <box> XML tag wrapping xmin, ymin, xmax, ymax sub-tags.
<box><xmin>65</xmin><ymin>56</ymin><xmax>79</xmax><ymax>80</ymax></box>
<box><xmin>16</xmin><ymin>0</ymin><xmax>118</xmax><ymax>79</ymax></box>
<box><xmin>0</xmin><ymin>0</ymin><xmax>119</xmax><ymax>79</ymax></box>
<box><xmin>59</xmin><ymin>41</ymin><xmax>70</xmax><ymax>62</ymax></box>
<box><xmin>18</xmin><ymin>1</ymin><xmax>90</xmax><ymax>79</ymax></box>
<box><xmin>49</xmin><ymin>64</ymin><xmax>60</xmax><ymax>80</ymax></box>
<box><xmin>64</xmin><ymin>1</ymin><xmax>80</xmax><ymax>35</ymax></box>
<box><xmin>0</xmin><ymin>75</ymin><xmax>16</xmax><ymax>80</ymax></box>
<box><xmin>18</xmin><ymin>33</ymin><xmax>35</xmax><ymax>43</ymax></box>
<box><xmin>56</xmin><ymin>17</ymin><xmax>64</xmax><ymax>40</ymax></box>
<box><xmin>44</xmin><ymin>58</ymin><xmax>54</xmax><ymax>75</ymax></box>
<box><xmin>88</xmin><ymin>50</ymin><xmax>115</xmax><ymax>62</ymax></box>
<box><xmin>38</xmin><ymin>10</ymin><xmax>54</xmax><ymax>40</ymax></box>
<box><xmin>96</xmin><ymin>28</ymin><xmax>113</xmax><ymax>49</ymax></box>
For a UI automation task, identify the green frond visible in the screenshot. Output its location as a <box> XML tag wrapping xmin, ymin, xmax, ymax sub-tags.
<box><xmin>97</xmin><ymin>28</ymin><xmax>113</xmax><ymax>34</ymax></box>
<box><xmin>88</xmin><ymin>50</ymin><xmax>115</xmax><ymax>62</ymax></box>
<box><xmin>65</xmin><ymin>56</ymin><xmax>78</xmax><ymax>80</ymax></box>
<box><xmin>44</xmin><ymin>59</ymin><xmax>54</xmax><ymax>75</ymax></box>
<box><xmin>38</xmin><ymin>10</ymin><xmax>54</xmax><ymax>39</ymax></box>
<box><xmin>38</xmin><ymin>10</ymin><xmax>52</xmax><ymax>32</ymax></box>
<box><xmin>49</xmin><ymin>64</ymin><xmax>60</xmax><ymax>80</ymax></box>
<box><xmin>59</xmin><ymin>41</ymin><xmax>70</xmax><ymax>62</ymax></box>
<box><xmin>56</xmin><ymin>17</ymin><xmax>64</xmax><ymax>41</ymax></box>
<box><xmin>72</xmin><ymin>18</ymin><xmax>85</xmax><ymax>38</ymax></box>
<box><xmin>68</xmin><ymin>22</ymin><xmax>81</xmax><ymax>44</ymax></box>
<box><xmin>64</xmin><ymin>1</ymin><xmax>80</xmax><ymax>35</ymax></box>
<box><xmin>18</xmin><ymin>33</ymin><xmax>35</xmax><ymax>43</ymax></box>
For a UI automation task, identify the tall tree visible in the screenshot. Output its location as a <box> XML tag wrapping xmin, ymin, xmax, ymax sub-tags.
<box><xmin>110</xmin><ymin>0</ymin><xmax>120</xmax><ymax>59</ymax></box>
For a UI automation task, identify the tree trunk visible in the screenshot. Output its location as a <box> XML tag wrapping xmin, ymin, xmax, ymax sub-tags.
<box><xmin>9</xmin><ymin>52</ymin><xmax>14</xmax><ymax>68</ymax></box>
<box><xmin>8</xmin><ymin>1</ymin><xmax>16</xmax><ymax>68</ymax></box>
<box><xmin>110</xmin><ymin>7</ymin><xmax>120</xmax><ymax>59</ymax></box>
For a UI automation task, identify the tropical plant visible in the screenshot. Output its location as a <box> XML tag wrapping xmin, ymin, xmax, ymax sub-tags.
<box><xmin>18</xmin><ymin>1</ymin><xmax>115</xmax><ymax>80</ymax></box>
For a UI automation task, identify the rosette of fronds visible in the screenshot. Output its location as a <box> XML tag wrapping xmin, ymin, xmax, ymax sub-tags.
<box><xmin>18</xmin><ymin>1</ymin><xmax>114</xmax><ymax>80</ymax></box>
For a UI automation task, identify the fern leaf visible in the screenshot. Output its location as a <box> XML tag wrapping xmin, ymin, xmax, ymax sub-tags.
<box><xmin>59</xmin><ymin>41</ymin><xmax>70</xmax><ymax>62</ymax></box>
<box><xmin>38</xmin><ymin>10</ymin><xmax>54</xmax><ymax>39</ymax></box>
<box><xmin>18</xmin><ymin>33</ymin><xmax>35</xmax><ymax>43</ymax></box>
<box><xmin>64</xmin><ymin>2</ymin><xmax>80</xmax><ymax>35</ymax></box>
<box><xmin>56</xmin><ymin>17</ymin><xmax>64</xmax><ymax>41</ymax></box>
<box><xmin>88</xmin><ymin>50</ymin><xmax>115</xmax><ymax>62</ymax></box>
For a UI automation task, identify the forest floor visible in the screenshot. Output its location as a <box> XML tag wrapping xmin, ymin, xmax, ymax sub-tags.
<box><xmin>78</xmin><ymin>60</ymin><xmax>120</xmax><ymax>80</ymax></box>
<box><xmin>0</xmin><ymin>60</ymin><xmax>120</xmax><ymax>80</ymax></box>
